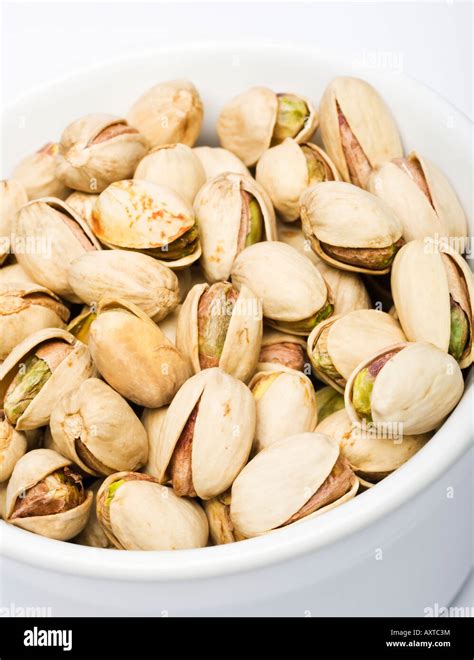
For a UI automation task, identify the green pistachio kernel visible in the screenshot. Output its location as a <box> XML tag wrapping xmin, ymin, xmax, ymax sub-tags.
<box><xmin>4</xmin><ymin>355</ymin><xmax>52</xmax><ymax>425</ymax></box>
<box><xmin>352</xmin><ymin>368</ymin><xmax>375</xmax><ymax>420</ymax></box>
<box><xmin>449</xmin><ymin>301</ymin><xmax>469</xmax><ymax>361</ymax></box>
<box><xmin>273</xmin><ymin>94</ymin><xmax>310</xmax><ymax>142</ymax></box>
<box><xmin>105</xmin><ymin>479</ymin><xmax>125</xmax><ymax>507</ymax></box>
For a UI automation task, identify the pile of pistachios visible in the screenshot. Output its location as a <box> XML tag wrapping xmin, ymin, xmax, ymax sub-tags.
<box><xmin>0</xmin><ymin>76</ymin><xmax>471</xmax><ymax>551</ymax></box>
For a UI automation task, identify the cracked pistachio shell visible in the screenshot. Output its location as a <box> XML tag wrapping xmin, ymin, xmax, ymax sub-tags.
<box><xmin>345</xmin><ymin>342</ymin><xmax>464</xmax><ymax>435</ymax></box>
<box><xmin>1</xmin><ymin>180</ymin><xmax>28</xmax><ymax>265</ymax></box>
<box><xmin>0</xmin><ymin>327</ymin><xmax>94</xmax><ymax>431</ymax></box>
<box><xmin>141</xmin><ymin>406</ymin><xmax>168</xmax><ymax>478</ymax></box>
<box><xmin>257</xmin><ymin>327</ymin><xmax>308</xmax><ymax>373</ymax></box>
<box><xmin>74</xmin><ymin>480</ymin><xmax>112</xmax><ymax>549</ymax></box>
<box><xmin>0</xmin><ymin>413</ymin><xmax>27</xmax><ymax>482</ymax></box>
<box><xmin>391</xmin><ymin>240</ymin><xmax>473</xmax><ymax>368</ymax></box>
<box><xmin>0</xmin><ymin>482</ymin><xmax>6</xmax><ymax>519</ymax></box>
<box><xmin>316</xmin><ymin>408</ymin><xmax>430</xmax><ymax>480</ymax></box>
<box><xmin>231</xmin><ymin>242</ymin><xmax>331</xmax><ymax>335</ymax></box>
<box><xmin>193</xmin><ymin>146</ymin><xmax>250</xmax><ymax>180</ymax></box>
<box><xmin>308</xmin><ymin>310</ymin><xmax>406</xmax><ymax>393</ymax></box>
<box><xmin>155</xmin><ymin>368</ymin><xmax>255</xmax><ymax>499</ymax></box>
<box><xmin>134</xmin><ymin>143</ymin><xmax>205</xmax><ymax>205</ymax></box>
<box><xmin>96</xmin><ymin>472</ymin><xmax>209</xmax><ymax>550</ymax></box>
<box><xmin>203</xmin><ymin>492</ymin><xmax>246</xmax><ymax>545</ymax></box>
<box><xmin>368</xmin><ymin>152</ymin><xmax>467</xmax><ymax>245</ymax></box>
<box><xmin>67</xmin><ymin>308</ymin><xmax>96</xmax><ymax>345</ymax></box>
<box><xmin>12</xmin><ymin>143</ymin><xmax>70</xmax><ymax>200</ymax></box>
<box><xmin>194</xmin><ymin>172</ymin><xmax>277</xmax><ymax>283</ymax></box>
<box><xmin>88</xmin><ymin>298</ymin><xmax>191</xmax><ymax>408</ymax></box>
<box><xmin>127</xmin><ymin>80</ymin><xmax>203</xmax><ymax>148</ymax></box>
<box><xmin>50</xmin><ymin>378</ymin><xmax>148</xmax><ymax>477</ymax></box>
<box><xmin>158</xmin><ymin>305</ymin><xmax>180</xmax><ymax>344</ymax></box>
<box><xmin>256</xmin><ymin>139</ymin><xmax>340</xmax><ymax>222</ymax></box>
<box><xmin>0</xmin><ymin>262</ymin><xmax>35</xmax><ymax>286</ymax></box>
<box><xmin>14</xmin><ymin>197</ymin><xmax>101</xmax><ymax>301</ymax></box>
<box><xmin>250</xmin><ymin>368</ymin><xmax>317</xmax><ymax>452</ymax></box>
<box><xmin>65</xmin><ymin>191</ymin><xmax>99</xmax><ymax>228</ymax></box>
<box><xmin>5</xmin><ymin>448</ymin><xmax>93</xmax><ymax>540</ymax></box>
<box><xmin>56</xmin><ymin>114</ymin><xmax>149</xmax><ymax>193</ymax></box>
<box><xmin>230</xmin><ymin>432</ymin><xmax>358</xmax><ymax>537</ymax></box>
<box><xmin>68</xmin><ymin>250</ymin><xmax>179</xmax><ymax>321</ymax></box>
<box><xmin>316</xmin><ymin>386</ymin><xmax>345</xmax><ymax>422</ymax></box>
<box><xmin>217</xmin><ymin>87</ymin><xmax>318</xmax><ymax>166</ymax></box>
<box><xmin>91</xmin><ymin>179</ymin><xmax>201</xmax><ymax>268</ymax></box>
<box><xmin>0</xmin><ymin>282</ymin><xmax>70</xmax><ymax>360</ymax></box>
<box><xmin>319</xmin><ymin>76</ymin><xmax>402</xmax><ymax>188</ymax></box>
<box><xmin>176</xmin><ymin>282</ymin><xmax>262</xmax><ymax>382</ymax></box>
<box><xmin>300</xmin><ymin>181</ymin><xmax>403</xmax><ymax>275</ymax></box>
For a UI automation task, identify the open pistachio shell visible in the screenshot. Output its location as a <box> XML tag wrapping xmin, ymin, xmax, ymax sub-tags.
<box><xmin>316</xmin><ymin>385</ymin><xmax>345</xmax><ymax>422</ymax></box>
<box><xmin>127</xmin><ymin>80</ymin><xmax>203</xmax><ymax>148</ymax></box>
<box><xmin>345</xmin><ymin>342</ymin><xmax>464</xmax><ymax>435</ymax></box>
<box><xmin>0</xmin><ymin>413</ymin><xmax>27</xmax><ymax>482</ymax></box>
<box><xmin>5</xmin><ymin>448</ymin><xmax>92</xmax><ymax>541</ymax></box>
<box><xmin>391</xmin><ymin>240</ymin><xmax>473</xmax><ymax>368</ymax></box>
<box><xmin>0</xmin><ymin>282</ymin><xmax>70</xmax><ymax>360</ymax></box>
<box><xmin>257</xmin><ymin>327</ymin><xmax>308</xmax><ymax>373</ymax></box>
<box><xmin>0</xmin><ymin>482</ymin><xmax>7</xmax><ymax>519</ymax></box>
<box><xmin>154</xmin><ymin>368</ymin><xmax>255</xmax><ymax>500</ymax></box>
<box><xmin>65</xmin><ymin>191</ymin><xmax>99</xmax><ymax>228</ymax></box>
<box><xmin>230</xmin><ymin>432</ymin><xmax>358</xmax><ymax>537</ymax></box>
<box><xmin>1</xmin><ymin>180</ymin><xmax>28</xmax><ymax>266</ymax></box>
<box><xmin>134</xmin><ymin>143</ymin><xmax>206</xmax><ymax>205</ymax></box>
<box><xmin>67</xmin><ymin>308</ymin><xmax>96</xmax><ymax>344</ymax></box>
<box><xmin>50</xmin><ymin>378</ymin><xmax>148</xmax><ymax>476</ymax></box>
<box><xmin>250</xmin><ymin>367</ymin><xmax>317</xmax><ymax>452</ymax></box>
<box><xmin>11</xmin><ymin>143</ymin><xmax>70</xmax><ymax>200</ymax></box>
<box><xmin>14</xmin><ymin>197</ymin><xmax>101</xmax><ymax>301</ymax></box>
<box><xmin>193</xmin><ymin>146</ymin><xmax>250</xmax><ymax>180</ymax></box>
<box><xmin>319</xmin><ymin>76</ymin><xmax>402</xmax><ymax>189</ymax></box>
<box><xmin>91</xmin><ymin>179</ymin><xmax>201</xmax><ymax>268</ymax></box>
<box><xmin>74</xmin><ymin>480</ymin><xmax>113</xmax><ymax>549</ymax></box>
<box><xmin>0</xmin><ymin>327</ymin><xmax>94</xmax><ymax>430</ymax></box>
<box><xmin>88</xmin><ymin>298</ymin><xmax>191</xmax><ymax>408</ymax></box>
<box><xmin>369</xmin><ymin>151</ymin><xmax>467</xmax><ymax>246</ymax></box>
<box><xmin>231</xmin><ymin>241</ymin><xmax>332</xmax><ymax>335</ymax></box>
<box><xmin>203</xmin><ymin>491</ymin><xmax>246</xmax><ymax>545</ymax></box>
<box><xmin>308</xmin><ymin>310</ymin><xmax>406</xmax><ymax>392</ymax></box>
<box><xmin>300</xmin><ymin>181</ymin><xmax>403</xmax><ymax>275</ymax></box>
<box><xmin>141</xmin><ymin>406</ymin><xmax>168</xmax><ymax>478</ymax></box>
<box><xmin>256</xmin><ymin>138</ymin><xmax>340</xmax><ymax>222</ymax></box>
<box><xmin>194</xmin><ymin>172</ymin><xmax>277</xmax><ymax>283</ymax></box>
<box><xmin>56</xmin><ymin>114</ymin><xmax>149</xmax><ymax>193</ymax></box>
<box><xmin>176</xmin><ymin>282</ymin><xmax>262</xmax><ymax>382</ymax></box>
<box><xmin>96</xmin><ymin>471</ymin><xmax>209</xmax><ymax>550</ymax></box>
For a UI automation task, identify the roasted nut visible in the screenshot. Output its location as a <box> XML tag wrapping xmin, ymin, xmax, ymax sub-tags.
<box><xmin>203</xmin><ymin>491</ymin><xmax>246</xmax><ymax>545</ymax></box>
<box><xmin>65</xmin><ymin>191</ymin><xmax>99</xmax><ymax>228</ymax></box>
<box><xmin>257</xmin><ymin>327</ymin><xmax>308</xmax><ymax>372</ymax></box>
<box><xmin>74</xmin><ymin>480</ymin><xmax>113</xmax><ymax>549</ymax></box>
<box><xmin>67</xmin><ymin>308</ymin><xmax>96</xmax><ymax>344</ymax></box>
<box><xmin>193</xmin><ymin>146</ymin><xmax>250</xmax><ymax>180</ymax></box>
<box><xmin>1</xmin><ymin>180</ymin><xmax>28</xmax><ymax>266</ymax></box>
<box><xmin>141</xmin><ymin>406</ymin><xmax>168</xmax><ymax>478</ymax></box>
<box><xmin>316</xmin><ymin>385</ymin><xmax>345</xmax><ymax>423</ymax></box>
<box><xmin>12</xmin><ymin>143</ymin><xmax>70</xmax><ymax>200</ymax></box>
<box><xmin>0</xmin><ymin>412</ymin><xmax>27</xmax><ymax>482</ymax></box>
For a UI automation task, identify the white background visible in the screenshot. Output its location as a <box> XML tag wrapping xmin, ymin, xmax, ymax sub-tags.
<box><xmin>1</xmin><ymin>0</ymin><xmax>473</xmax><ymax>608</ymax></box>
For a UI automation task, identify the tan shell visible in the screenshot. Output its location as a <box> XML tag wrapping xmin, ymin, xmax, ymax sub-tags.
<box><xmin>50</xmin><ymin>378</ymin><xmax>149</xmax><ymax>476</ymax></box>
<box><xmin>0</xmin><ymin>327</ymin><xmax>94</xmax><ymax>430</ymax></box>
<box><xmin>391</xmin><ymin>240</ymin><xmax>473</xmax><ymax>368</ymax></box>
<box><xmin>14</xmin><ymin>197</ymin><xmax>101</xmax><ymax>301</ymax></box>
<box><xmin>1</xmin><ymin>180</ymin><xmax>28</xmax><ymax>265</ymax></box>
<box><xmin>154</xmin><ymin>368</ymin><xmax>255</xmax><ymax>499</ymax></box>
<box><xmin>300</xmin><ymin>181</ymin><xmax>403</xmax><ymax>274</ymax></box>
<box><xmin>193</xmin><ymin>146</ymin><xmax>250</xmax><ymax>180</ymax></box>
<box><xmin>345</xmin><ymin>342</ymin><xmax>464</xmax><ymax>435</ymax></box>
<box><xmin>231</xmin><ymin>241</ymin><xmax>330</xmax><ymax>333</ymax></box>
<box><xmin>249</xmin><ymin>368</ymin><xmax>317</xmax><ymax>452</ymax></box>
<box><xmin>88</xmin><ymin>298</ymin><xmax>191</xmax><ymax>408</ymax></box>
<box><xmin>230</xmin><ymin>432</ymin><xmax>358</xmax><ymax>537</ymax></box>
<box><xmin>176</xmin><ymin>282</ymin><xmax>263</xmax><ymax>382</ymax></box>
<box><xmin>217</xmin><ymin>87</ymin><xmax>318</xmax><ymax>166</ymax></box>
<box><xmin>158</xmin><ymin>306</ymin><xmax>180</xmax><ymax>344</ymax></box>
<box><xmin>316</xmin><ymin>385</ymin><xmax>345</xmax><ymax>422</ymax></box>
<box><xmin>96</xmin><ymin>472</ymin><xmax>209</xmax><ymax>550</ymax></box>
<box><xmin>141</xmin><ymin>406</ymin><xmax>169</xmax><ymax>478</ymax></box>
<box><xmin>5</xmin><ymin>448</ymin><xmax>93</xmax><ymax>540</ymax></box>
<box><xmin>134</xmin><ymin>143</ymin><xmax>206</xmax><ymax>205</ymax></box>
<box><xmin>194</xmin><ymin>172</ymin><xmax>277</xmax><ymax>283</ymax></box>
<box><xmin>203</xmin><ymin>493</ymin><xmax>246</xmax><ymax>545</ymax></box>
<box><xmin>68</xmin><ymin>249</ymin><xmax>179</xmax><ymax>321</ymax></box>
<box><xmin>56</xmin><ymin>114</ymin><xmax>149</xmax><ymax>192</ymax></box>
<box><xmin>257</xmin><ymin>327</ymin><xmax>308</xmax><ymax>372</ymax></box>
<box><xmin>0</xmin><ymin>282</ymin><xmax>69</xmax><ymax>360</ymax></box>
<box><xmin>74</xmin><ymin>480</ymin><xmax>112</xmax><ymax>549</ymax></box>
<box><xmin>0</xmin><ymin>262</ymin><xmax>35</xmax><ymax>286</ymax></box>
<box><xmin>0</xmin><ymin>414</ymin><xmax>27</xmax><ymax>482</ymax></box>
<box><xmin>67</xmin><ymin>308</ymin><xmax>96</xmax><ymax>345</ymax></box>
<box><xmin>319</xmin><ymin>76</ymin><xmax>402</xmax><ymax>186</ymax></box>
<box><xmin>308</xmin><ymin>310</ymin><xmax>406</xmax><ymax>392</ymax></box>
<box><xmin>368</xmin><ymin>151</ymin><xmax>467</xmax><ymax>245</ymax></box>
<box><xmin>256</xmin><ymin>139</ymin><xmax>340</xmax><ymax>221</ymax></box>
<box><xmin>65</xmin><ymin>191</ymin><xmax>99</xmax><ymax>227</ymax></box>
<box><xmin>0</xmin><ymin>482</ymin><xmax>7</xmax><ymax>519</ymax></box>
<box><xmin>11</xmin><ymin>143</ymin><xmax>70</xmax><ymax>200</ymax></box>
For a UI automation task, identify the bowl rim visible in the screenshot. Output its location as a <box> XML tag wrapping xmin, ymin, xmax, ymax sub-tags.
<box><xmin>1</xmin><ymin>41</ymin><xmax>472</xmax><ymax>581</ymax></box>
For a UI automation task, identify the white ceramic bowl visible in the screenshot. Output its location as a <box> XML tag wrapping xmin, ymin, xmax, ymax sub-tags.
<box><xmin>1</xmin><ymin>43</ymin><xmax>472</xmax><ymax>617</ymax></box>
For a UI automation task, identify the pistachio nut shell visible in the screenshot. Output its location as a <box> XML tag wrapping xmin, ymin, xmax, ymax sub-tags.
<box><xmin>67</xmin><ymin>308</ymin><xmax>96</xmax><ymax>345</ymax></box>
<box><xmin>74</xmin><ymin>480</ymin><xmax>112</xmax><ymax>548</ymax></box>
<box><xmin>134</xmin><ymin>143</ymin><xmax>206</xmax><ymax>205</ymax></box>
<box><xmin>203</xmin><ymin>494</ymin><xmax>246</xmax><ymax>545</ymax></box>
<box><xmin>193</xmin><ymin>146</ymin><xmax>250</xmax><ymax>180</ymax></box>
<box><xmin>250</xmin><ymin>368</ymin><xmax>317</xmax><ymax>452</ymax></box>
<box><xmin>0</xmin><ymin>482</ymin><xmax>7</xmax><ymax>519</ymax></box>
<box><xmin>319</xmin><ymin>76</ymin><xmax>402</xmax><ymax>186</ymax></box>
<box><xmin>391</xmin><ymin>240</ymin><xmax>473</xmax><ymax>368</ymax></box>
<box><xmin>5</xmin><ymin>448</ymin><xmax>92</xmax><ymax>540</ymax></box>
<box><xmin>127</xmin><ymin>80</ymin><xmax>204</xmax><ymax>148</ymax></box>
<box><xmin>65</xmin><ymin>191</ymin><xmax>99</xmax><ymax>228</ymax></box>
<box><xmin>316</xmin><ymin>385</ymin><xmax>345</xmax><ymax>422</ymax></box>
<box><xmin>141</xmin><ymin>406</ymin><xmax>169</xmax><ymax>478</ymax></box>
<box><xmin>0</xmin><ymin>327</ymin><xmax>94</xmax><ymax>430</ymax></box>
<box><xmin>257</xmin><ymin>327</ymin><xmax>308</xmax><ymax>372</ymax></box>
<box><xmin>96</xmin><ymin>472</ymin><xmax>209</xmax><ymax>550</ymax></box>
<box><xmin>345</xmin><ymin>342</ymin><xmax>464</xmax><ymax>435</ymax></box>
<box><xmin>0</xmin><ymin>414</ymin><xmax>27</xmax><ymax>482</ymax></box>
<box><xmin>50</xmin><ymin>378</ymin><xmax>149</xmax><ymax>476</ymax></box>
<box><xmin>1</xmin><ymin>180</ymin><xmax>28</xmax><ymax>264</ymax></box>
<box><xmin>0</xmin><ymin>282</ymin><xmax>70</xmax><ymax>360</ymax></box>
<box><xmin>194</xmin><ymin>172</ymin><xmax>277</xmax><ymax>283</ymax></box>
<box><xmin>88</xmin><ymin>298</ymin><xmax>191</xmax><ymax>408</ymax></box>
<box><xmin>155</xmin><ymin>368</ymin><xmax>255</xmax><ymax>499</ymax></box>
<box><xmin>158</xmin><ymin>305</ymin><xmax>180</xmax><ymax>344</ymax></box>
<box><xmin>0</xmin><ymin>262</ymin><xmax>35</xmax><ymax>286</ymax></box>
<box><xmin>56</xmin><ymin>114</ymin><xmax>149</xmax><ymax>193</ymax></box>
<box><xmin>11</xmin><ymin>143</ymin><xmax>70</xmax><ymax>200</ymax></box>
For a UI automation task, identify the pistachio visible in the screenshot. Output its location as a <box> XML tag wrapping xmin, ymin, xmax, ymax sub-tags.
<box><xmin>65</xmin><ymin>191</ymin><xmax>99</xmax><ymax>228</ymax></box>
<box><xmin>0</xmin><ymin>262</ymin><xmax>34</xmax><ymax>286</ymax></box>
<box><xmin>272</xmin><ymin>94</ymin><xmax>310</xmax><ymax>142</ymax></box>
<box><xmin>12</xmin><ymin>143</ymin><xmax>70</xmax><ymax>200</ymax></box>
<box><xmin>141</xmin><ymin>406</ymin><xmax>169</xmax><ymax>478</ymax></box>
<box><xmin>67</xmin><ymin>309</ymin><xmax>96</xmax><ymax>344</ymax></box>
<box><xmin>74</xmin><ymin>480</ymin><xmax>113</xmax><ymax>549</ymax></box>
<box><xmin>316</xmin><ymin>386</ymin><xmax>345</xmax><ymax>423</ymax></box>
<box><xmin>0</xmin><ymin>412</ymin><xmax>27</xmax><ymax>482</ymax></box>
<box><xmin>257</xmin><ymin>328</ymin><xmax>307</xmax><ymax>372</ymax></box>
<box><xmin>193</xmin><ymin>146</ymin><xmax>250</xmax><ymax>180</ymax></box>
<box><xmin>203</xmin><ymin>491</ymin><xmax>246</xmax><ymax>545</ymax></box>
<box><xmin>1</xmin><ymin>180</ymin><xmax>28</xmax><ymax>266</ymax></box>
